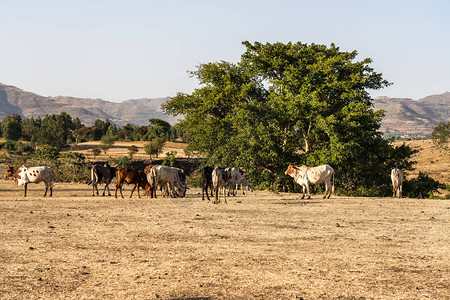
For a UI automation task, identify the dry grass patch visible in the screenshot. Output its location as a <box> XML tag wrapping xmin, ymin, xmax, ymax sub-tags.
<box><xmin>394</xmin><ymin>139</ymin><xmax>449</xmax><ymax>184</ymax></box>
<box><xmin>0</xmin><ymin>180</ymin><xmax>448</xmax><ymax>299</ymax></box>
<box><xmin>65</xmin><ymin>140</ymin><xmax>190</xmax><ymax>161</ymax></box>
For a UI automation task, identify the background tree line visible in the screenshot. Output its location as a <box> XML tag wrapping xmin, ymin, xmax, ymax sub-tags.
<box><xmin>0</xmin><ymin>113</ymin><xmax>180</xmax><ymax>150</ymax></box>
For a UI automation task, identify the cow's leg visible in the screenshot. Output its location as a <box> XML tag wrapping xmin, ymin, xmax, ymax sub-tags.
<box><xmin>137</xmin><ymin>183</ymin><xmax>142</xmax><ymax>198</ymax></box>
<box><xmin>153</xmin><ymin>186</ymin><xmax>157</xmax><ymax>198</ymax></box>
<box><xmin>399</xmin><ymin>185</ymin><xmax>402</xmax><ymax>198</ymax></box>
<box><xmin>49</xmin><ymin>185</ymin><xmax>53</xmax><ymax>197</ymax></box>
<box><xmin>301</xmin><ymin>185</ymin><xmax>305</xmax><ymax>199</ymax></box>
<box><xmin>223</xmin><ymin>187</ymin><xmax>227</xmax><ymax>203</ymax></box>
<box><xmin>43</xmin><ymin>182</ymin><xmax>49</xmax><ymax>197</ymax></box>
<box><xmin>306</xmin><ymin>183</ymin><xmax>311</xmax><ymax>199</ymax></box>
<box><xmin>202</xmin><ymin>182</ymin><xmax>205</xmax><ymax>201</ymax></box>
<box><xmin>115</xmin><ymin>182</ymin><xmax>124</xmax><ymax>198</ymax></box>
<box><xmin>92</xmin><ymin>182</ymin><xmax>95</xmax><ymax>196</ymax></box>
<box><xmin>227</xmin><ymin>184</ymin><xmax>233</xmax><ymax>197</ymax></box>
<box><xmin>105</xmin><ymin>182</ymin><xmax>111</xmax><ymax>196</ymax></box>
<box><xmin>324</xmin><ymin>181</ymin><xmax>329</xmax><ymax>199</ymax></box>
<box><xmin>102</xmin><ymin>183</ymin><xmax>107</xmax><ymax>196</ymax></box>
<box><xmin>392</xmin><ymin>186</ymin><xmax>396</xmax><ymax>198</ymax></box>
<box><xmin>214</xmin><ymin>184</ymin><xmax>219</xmax><ymax>204</ymax></box>
<box><xmin>129</xmin><ymin>183</ymin><xmax>137</xmax><ymax>198</ymax></box>
<box><xmin>205</xmin><ymin>183</ymin><xmax>210</xmax><ymax>201</ymax></box>
<box><xmin>168</xmin><ymin>183</ymin><xmax>174</xmax><ymax>198</ymax></box>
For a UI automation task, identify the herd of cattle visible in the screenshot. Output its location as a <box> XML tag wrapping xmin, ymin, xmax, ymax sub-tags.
<box><xmin>3</xmin><ymin>163</ymin><xmax>405</xmax><ymax>200</ymax></box>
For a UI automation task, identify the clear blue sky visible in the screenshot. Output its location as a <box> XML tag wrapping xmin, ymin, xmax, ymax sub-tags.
<box><xmin>1</xmin><ymin>0</ymin><xmax>449</xmax><ymax>102</ymax></box>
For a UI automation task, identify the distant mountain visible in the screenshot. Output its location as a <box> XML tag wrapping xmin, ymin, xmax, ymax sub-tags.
<box><xmin>0</xmin><ymin>83</ymin><xmax>179</xmax><ymax>126</ymax></box>
<box><xmin>373</xmin><ymin>92</ymin><xmax>450</xmax><ymax>136</ymax></box>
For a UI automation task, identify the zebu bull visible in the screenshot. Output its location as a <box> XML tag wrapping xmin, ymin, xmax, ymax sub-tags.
<box><xmin>227</xmin><ymin>167</ymin><xmax>253</xmax><ymax>196</ymax></box>
<box><xmin>391</xmin><ymin>168</ymin><xmax>404</xmax><ymax>198</ymax></box>
<box><xmin>212</xmin><ymin>167</ymin><xmax>231</xmax><ymax>204</ymax></box>
<box><xmin>285</xmin><ymin>164</ymin><xmax>335</xmax><ymax>199</ymax></box>
<box><xmin>5</xmin><ymin>165</ymin><xmax>54</xmax><ymax>197</ymax></box>
<box><xmin>115</xmin><ymin>168</ymin><xmax>149</xmax><ymax>198</ymax></box>
<box><xmin>88</xmin><ymin>163</ymin><xmax>117</xmax><ymax>196</ymax></box>
<box><xmin>147</xmin><ymin>165</ymin><xmax>186</xmax><ymax>198</ymax></box>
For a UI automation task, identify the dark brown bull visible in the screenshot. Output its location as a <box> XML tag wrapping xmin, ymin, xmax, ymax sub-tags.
<box><xmin>115</xmin><ymin>168</ymin><xmax>150</xmax><ymax>198</ymax></box>
<box><xmin>201</xmin><ymin>166</ymin><xmax>214</xmax><ymax>201</ymax></box>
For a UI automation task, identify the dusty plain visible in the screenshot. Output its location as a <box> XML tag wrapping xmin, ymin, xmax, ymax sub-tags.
<box><xmin>0</xmin><ymin>180</ymin><xmax>448</xmax><ymax>299</ymax></box>
<box><xmin>0</xmin><ymin>139</ymin><xmax>449</xmax><ymax>299</ymax></box>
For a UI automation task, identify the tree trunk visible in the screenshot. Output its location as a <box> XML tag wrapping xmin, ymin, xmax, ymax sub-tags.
<box><xmin>302</xmin><ymin>122</ymin><xmax>312</xmax><ymax>153</ymax></box>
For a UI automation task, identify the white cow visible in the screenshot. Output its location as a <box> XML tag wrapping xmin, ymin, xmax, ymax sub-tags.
<box><xmin>227</xmin><ymin>167</ymin><xmax>253</xmax><ymax>196</ymax></box>
<box><xmin>285</xmin><ymin>164</ymin><xmax>335</xmax><ymax>199</ymax></box>
<box><xmin>147</xmin><ymin>165</ymin><xmax>186</xmax><ymax>198</ymax></box>
<box><xmin>5</xmin><ymin>165</ymin><xmax>54</xmax><ymax>197</ymax></box>
<box><xmin>391</xmin><ymin>168</ymin><xmax>404</xmax><ymax>198</ymax></box>
<box><xmin>212</xmin><ymin>167</ymin><xmax>231</xmax><ymax>204</ymax></box>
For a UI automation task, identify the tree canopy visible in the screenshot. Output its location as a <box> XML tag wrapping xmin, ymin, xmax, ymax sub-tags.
<box><xmin>163</xmin><ymin>41</ymin><xmax>414</xmax><ymax>195</ymax></box>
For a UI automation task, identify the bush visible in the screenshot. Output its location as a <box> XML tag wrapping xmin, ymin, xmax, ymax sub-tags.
<box><xmin>36</xmin><ymin>145</ymin><xmax>60</xmax><ymax>161</ymax></box>
<box><xmin>162</xmin><ymin>151</ymin><xmax>177</xmax><ymax>166</ymax></box>
<box><xmin>110</xmin><ymin>156</ymin><xmax>134</xmax><ymax>169</ymax></box>
<box><xmin>57</xmin><ymin>152</ymin><xmax>89</xmax><ymax>182</ymax></box>
<box><xmin>403</xmin><ymin>172</ymin><xmax>445</xmax><ymax>199</ymax></box>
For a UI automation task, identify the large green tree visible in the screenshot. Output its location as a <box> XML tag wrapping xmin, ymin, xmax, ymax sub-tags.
<box><xmin>163</xmin><ymin>41</ymin><xmax>414</xmax><ymax>195</ymax></box>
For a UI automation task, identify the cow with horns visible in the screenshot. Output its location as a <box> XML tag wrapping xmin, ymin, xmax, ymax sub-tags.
<box><xmin>5</xmin><ymin>165</ymin><xmax>54</xmax><ymax>197</ymax></box>
<box><xmin>285</xmin><ymin>164</ymin><xmax>335</xmax><ymax>199</ymax></box>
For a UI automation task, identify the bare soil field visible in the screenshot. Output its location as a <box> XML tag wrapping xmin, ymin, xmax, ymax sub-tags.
<box><xmin>0</xmin><ymin>179</ymin><xmax>448</xmax><ymax>299</ymax></box>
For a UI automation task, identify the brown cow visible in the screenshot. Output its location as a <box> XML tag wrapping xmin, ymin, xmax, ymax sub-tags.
<box><xmin>115</xmin><ymin>168</ymin><xmax>150</xmax><ymax>198</ymax></box>
<box><xmin>144</xmin><ymin>164</ymin><xmax>154</xmax><ymax>175</ymax></box>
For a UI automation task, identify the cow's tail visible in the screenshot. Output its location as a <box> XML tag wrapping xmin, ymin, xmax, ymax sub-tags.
<box><xmin>49</xmin><ymin>167</ymin><xmax>55</xmax><ymax>187</ymax></box>
<box><xmin>87</xmin><ymin>167</ymin><xmax>96</xmax><ymax>185</ymax></box>
<box><xmin>331</xmin><ymin>171</ymin><xmax>335</xmax><ymax>195</ymax></box>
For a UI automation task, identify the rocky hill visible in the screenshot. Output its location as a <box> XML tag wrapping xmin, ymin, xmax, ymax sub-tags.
<box><xmin>1</xmin><ymin>83</ymin><xmax>448</xmax><ymax>135</ymax></box>
<box><xmin>0</xmin><ymin>83</ymin><xmax>179</xmax><ymax>126</ymax></box>
<box><xmin>373</xmin><ymin>92</ymin><xmax>450</xmax><ymax>136</ymax></box>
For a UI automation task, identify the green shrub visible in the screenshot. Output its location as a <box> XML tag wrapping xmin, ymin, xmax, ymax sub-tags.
<box><xmin>110</xmin><ymin>156</ymin><xmax>134</xmax><ymax>169</ymax></box>
<box><xmin>56</xmin><ymin>152</ymin><xmax>89</xmax><ymax>182</ymax></box>
<box><xmin>162</xmin><ymin>151</ymin><xmax>177</xmax><ymax>166</ymax></box>
<box><xmin>403</xmin><ymin>172</ymin><xmax>445</xmax><ymax>199</ymax></box>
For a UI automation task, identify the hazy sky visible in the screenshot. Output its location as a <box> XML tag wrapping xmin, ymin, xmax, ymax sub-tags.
<box><xmin>1</xmin><ymin>0</ymin><xmax>449</xmax><ymax>102</ymax></box>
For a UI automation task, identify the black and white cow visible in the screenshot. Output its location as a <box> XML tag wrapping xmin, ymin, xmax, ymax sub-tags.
<box><xmin>88</xmin><ymin>163</ymin><xmax>117</xmax><ymax>196</ymax></box>
<box><xmin>227</xmin><ymin>167</ymin><xmax>253</xmax><ymax>196</ymax></box>
<box><xmin>212</xmin><ymin>167</ymin><xmax>231</xmax><ymax>204</ymax></box>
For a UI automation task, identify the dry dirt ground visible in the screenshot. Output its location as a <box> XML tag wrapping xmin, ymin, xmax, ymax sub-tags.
<box><xmin>0</xmin><ymin>179</ymin><xmax>448</xmax><ymax>299</ymax></box>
